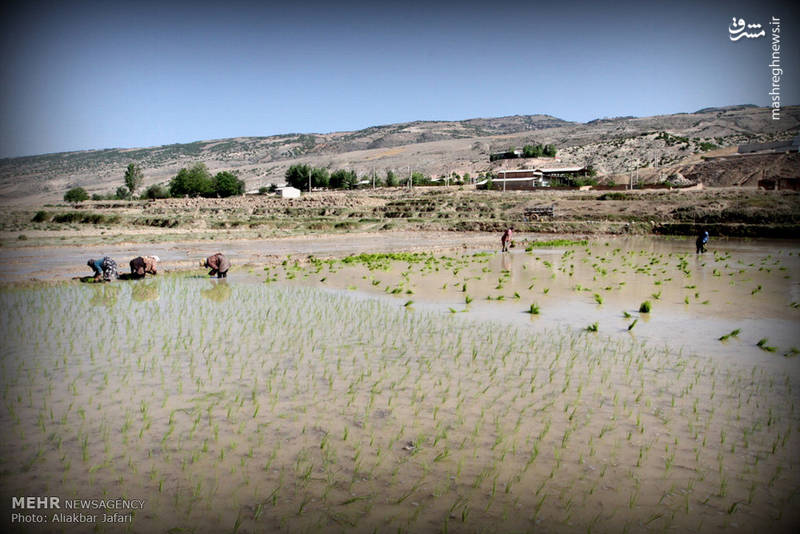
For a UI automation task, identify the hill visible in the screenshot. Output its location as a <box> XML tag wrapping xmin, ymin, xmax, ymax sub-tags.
<box><xmin>1</xmin><ymin>106</ymin><xmax>798</xmax><ymax>204</ymax></box>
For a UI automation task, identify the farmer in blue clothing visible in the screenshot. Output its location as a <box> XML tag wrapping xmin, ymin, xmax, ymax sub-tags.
<box><xmin>695</xmin><ymin>230</ymin><xmax>709</xmax><ymax>254</ymax></box>
<box><xmin>87</xmin><ymin>257</ymin><xmax>118</xmax><ymax>281</ymax></box>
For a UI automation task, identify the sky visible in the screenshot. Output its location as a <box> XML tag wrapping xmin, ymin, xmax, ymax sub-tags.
<box><xmin>1</xmin><ymin>0</ymin><xmax>798</xmax><ymax>158</ymax></box>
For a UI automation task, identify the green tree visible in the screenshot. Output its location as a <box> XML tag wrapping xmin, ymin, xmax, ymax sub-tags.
<box><xmin>411</xmin><ymin>171</ymin><xmax>429</xmax><ymax>186</ymax></box>
<box><xmin>310</xmin><ymin>167</ymin><xmax>330</xmax><ymax>189</ymax></box>
<box><xmin>169</xmin><ymin>163</ymin><xmax>213</xmax><ymax>197</ymax></box>
<box><xmin>523</xmin><ymin>144</ymin><xmax>544</xmax><ymax>158</ymax></box>
<box><xmin>329</xmin><ymin>169</ymin><xmax>358</xmax><ymax>189</ymax></box>
<box><xmin>543</xmin><ymin>144</ymin><xmax>557</xmax><ymax>157</ymax></box>
<box><xmin>385</xmin><ymin>170</ymin><xmax>398</xmax><ymax>187</ymax></box>
<box><xmin>285</xmin><ymin>164</ymin><xmax>311</xmax><ymax>191</ymax></box>
<box><xmin>64</xmin><ymin>187</ymin><xmax>89</xmax><ymax>203</ymax></box>
<box><xmin>124</xmin><ymin>163</ymin><xmax>144</xmax><ymax>196</ymax></box>
<box><xmin>212</xmin><ymin>171</ymin><xmax>245</xmax><ymax>197</ymax></box>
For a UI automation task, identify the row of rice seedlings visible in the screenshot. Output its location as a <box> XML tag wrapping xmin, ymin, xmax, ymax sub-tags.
<box><xmin>1</xmin><ymin>273</ymin><xmax>798</xmax><ymax>532</ymax></box>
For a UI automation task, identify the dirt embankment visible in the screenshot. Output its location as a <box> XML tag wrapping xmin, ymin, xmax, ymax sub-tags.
<box><xmin>1</xmin><ymin>188</ymin><xmax>798</xmax><ymax>248</ymax></box>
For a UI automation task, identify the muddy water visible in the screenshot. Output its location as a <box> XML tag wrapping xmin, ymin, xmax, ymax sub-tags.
<box><xmin>278</xmin><ymin>236</ymin><xmax>800</xmax><ymax>375</ymax></box>
<box><xmin>0</xmin><ymin>237</ymin><xmax>799</xmax><ymax>533</ymax></box>
<box><xmin>0</xmin><ymin>231</ymin><xmax>500</xmax><ymax>282</ymax></box>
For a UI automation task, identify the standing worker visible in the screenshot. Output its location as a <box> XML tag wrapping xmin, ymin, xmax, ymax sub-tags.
<box><xmin>87</xmin><ymin>257</ymin><xmax>118</xmax><ymax>282</ymax></box>
<box><xmin>501</xmin><ymin>228</ymin><xmax>513</xmax><ymax>252</ymax></box>
<box><xmin>202</xmin><ymin>253</ymin><xmax>230</xmax><ymax>278</ymax></box>
<box><xmin>130</xmin><ymin>255</ymin><xmax>159</xmax><ymax>278</ymax></box>
<box><xmin>696</xmin><ymin>230</ymin><xmax>709</xmax><ymax>254</ymax></box>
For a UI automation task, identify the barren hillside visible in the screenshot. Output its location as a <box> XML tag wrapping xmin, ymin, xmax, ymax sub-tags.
<box><xmin>1</xmin><ymin>105</ymin><xmax>798</xmax><ymax>204</ymax></box>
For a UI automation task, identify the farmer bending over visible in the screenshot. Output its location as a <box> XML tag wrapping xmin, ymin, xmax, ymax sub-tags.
<box><xmin>87</xmin><ymin>257</ymin><xmax>118</xmax><ymax>282</ymax></box>
<box><xmin>130</xmin><ymin>255</ymin><xmax>159</xmax><ymax>278</ymax></box>
<box><xmin>202</xmin><ymin>253</ymin><xmax>230</xmax><ymax>278</ymax></box>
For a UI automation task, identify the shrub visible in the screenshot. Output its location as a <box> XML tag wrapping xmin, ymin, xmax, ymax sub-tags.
<box><xmin>142</xmin><ymin>184</ymin><xmax>170</xmax><ymax>199</ymax></box>
<box><xmin>115</xmin><ymin>186</ymin><xmax>131</xmax><ymax>200</ymax></box>
<box><xmin>32</xmin><ymin>210</ymin><xmax>51</xmax><ymax>222</ymax></box>
<box><xmin>64</xmin><ymin>187</ymin><xmax>89</xmax><ymax>203</ymax></box>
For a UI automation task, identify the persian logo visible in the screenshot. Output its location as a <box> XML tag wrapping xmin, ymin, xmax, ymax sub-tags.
<box><xmin>728</xmin><ymin>17</ymin><xmax>765</xmax><ymax>40</ymax></box>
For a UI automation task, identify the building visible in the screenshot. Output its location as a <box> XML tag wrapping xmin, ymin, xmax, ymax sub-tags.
<box><xmin>277</xmin><ymin>186</ymin><xmax>301</xmax><ymax>198</ymax></box>
<box><xmin>758</xmin><ymin>177</ymin><xmax>800</xmax><ymax>190</ymax></box>
<box><xmin>478</xmin><ymin>167</ymin><xmax>588</xmax><ymax>190</ymax></box>
<box><xmin>738</xmin><ymin>135</ymin><xmax>800</xmax><ymax>154</ymax></box>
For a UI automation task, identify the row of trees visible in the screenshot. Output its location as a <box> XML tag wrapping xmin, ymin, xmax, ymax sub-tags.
<box><xmin>284</xmin><ymin>164</ymin><xmax>474</xmax><ymax>191</ymax></box>
<box><xmin>64</xmin><ymin>163</ymin><xmax>245</xmax><ymax>202</ymax></box>
<box><xmin>522</xmin><ymin>144</ymin><xmax>557</xmax><ymax>158</ymax></box>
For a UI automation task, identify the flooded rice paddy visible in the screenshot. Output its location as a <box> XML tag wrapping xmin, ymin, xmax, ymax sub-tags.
<box><xmin>1</xmin><ymin>237</ymin><xmax>799</xmax><ymax>533</ymax></box>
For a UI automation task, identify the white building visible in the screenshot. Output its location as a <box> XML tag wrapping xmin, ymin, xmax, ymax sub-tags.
<box><xmin>277</xmin><ymin>186</ymin><xmax>301</xmax><ymax>199</ymax></box>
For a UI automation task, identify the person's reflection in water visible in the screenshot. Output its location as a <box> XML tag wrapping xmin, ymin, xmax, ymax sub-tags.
<box><xmin>131</xmin><ymin>281</ymin><xmax>159</xmax><ymax>302</ymax></box>
<box><xmin>89</xmin><ymin>284</ymin><xmax>120</xmax><ymax>308</ymax></box>
<box><xmin>201</xmin><ymin>279</ymin><xmax>232</xmax><ymax>302</ymax></box>
<box><xmin>501</xmin><ymin>253</ymin><xmax>512</xmax><ymax>273</ymax></box>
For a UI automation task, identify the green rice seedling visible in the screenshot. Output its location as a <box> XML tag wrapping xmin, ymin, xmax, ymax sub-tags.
<box><xmin>718</xmin><ymin>329</ymin><xmax>741</xmax><ymax>341</ymax></box>
<box><xmin>585</xmin><ymin>322</ymin><xmax>598</xmax><ymax>333</ymax></box>
<box><xmin>623</xmin><ymin>311</ymin><xmax>632</xmax><ymax>318</ymax></box>
<box><xmin>639</xmin><ymin>301</ymin><xmax>651</xmax><ymax>313</ymax></box>
<box><xmin>783</xmin><ymin>347</ymin><xmax>799</xmax><ymax>358</ymax></box>
<box><xmin>593</xmin><ymin>294</ymin><xmax>603</xmax><ymax>305</ymax></box>
<box><xmin>757</xmin><ymin>338</ymin><xmax>777</xmax><ymax>352</ymax></box>
<box><xmin>527</xmin><ymin>303</ymin><xmax>540</xmax><ymax>315</ymax></box>
<box><xmin>628</xmin><ymin>319</ymin><xmax>638</xmax><ymax>331</ymax></box>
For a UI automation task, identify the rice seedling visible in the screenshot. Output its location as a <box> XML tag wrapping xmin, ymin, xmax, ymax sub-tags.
<box><xmin>0</xmin><ymin>238</ymin><xmax>796</xmax><ymax>533</ymax></box>
<box><xmin>756</xmin><ymin>338</ymin><xmax>777</xmax><ymax>352</ymax></box>
<box><xmin>527</xmin><ymin>303</ymin><xmax>540</xmax><ymax>315</ymax></box>
<box><xmin>718</xmin><ymin>329</ymin><xmax>741</xmax><ymax>341</ymax></box>
<box><xmin>639</xmin><ymin>301</ymin><xmax>652</xmax><ymax>313</ymax></box>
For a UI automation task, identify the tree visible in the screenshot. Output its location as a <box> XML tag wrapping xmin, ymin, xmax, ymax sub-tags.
<box><xmin>310</xmin><ymin>167</ymin><xmax>330</xmax><ymax>189</ymax></box>
<box><xmin>169</xmin><ymin>163</ymin><xmax>213</xmax><ymax>197</ymax></box>
<box><xmin>212</xmin><ymin>171</ymin><xmax>245</xmax><ymax>197</ymax></box>
<box><xmin>411</xmin><ymin>171</ymin><xmax>429</xmax><ymax>186</ymax></box>
<box><xmin>543</xmin><ymin>144</ymin><xmax>557</xmax><ymax>157</ymax></box>
<box><xmin>285</xmin><ymin>164</ymin><xmax>311</xmax><ymax>191</ymax></box>
<box><xmin>385</xmin><ymin>170</ymin><xmax>398</xmax><ymax>187</ymax></box>
<box><xmin>64</xmin><ymin>187</ymin><xmax>89</xmax><ymax>203</ymax></box>
<box><xmin>329</xmin><ymin>169</ymin><xmax>358</xmax><ymax>189</ymax></box>
<box><xmin>124</xmin><ymin>163</ymin><xmax>144</xmax><ymax>196</ymax></box>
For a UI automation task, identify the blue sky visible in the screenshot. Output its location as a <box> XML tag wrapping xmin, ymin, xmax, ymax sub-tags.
<box><xmin>1</xmin><ymin>0</ymin><xmax>797</xmax><ymax>158</ymax></box>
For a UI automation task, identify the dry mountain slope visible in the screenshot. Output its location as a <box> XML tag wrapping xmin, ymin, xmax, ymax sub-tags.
<box><xmin>1</xmin><ymin>105</ymin><xmax>798</xmax><ymax>204</ymax></box>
